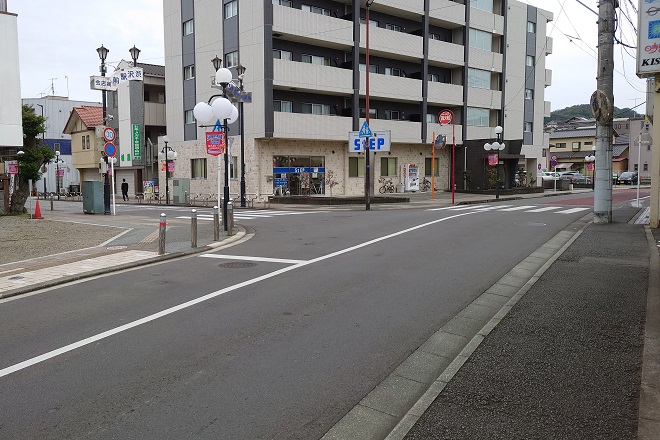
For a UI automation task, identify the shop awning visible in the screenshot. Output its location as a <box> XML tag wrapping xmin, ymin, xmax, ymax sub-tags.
<box><xmin>555</xmin><ymin>162</ymin><xmax>574</xmax><ymax>169</ymax></box>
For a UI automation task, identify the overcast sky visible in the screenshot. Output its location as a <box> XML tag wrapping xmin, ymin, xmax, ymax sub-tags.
<box><xmin>12</xmin><ymin>0</ymin><xmax>647</xmax><ymax>113</ymax></box>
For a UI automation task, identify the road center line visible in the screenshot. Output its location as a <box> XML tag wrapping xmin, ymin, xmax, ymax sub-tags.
<box><xmin>199</xmin><ymin>254</ymin><xmax>306</xmax><ymax>264</ymax></box>
<box><xmin>0</xmin><ymin>211</ymin><xmax>476</xmax><ymax>379</ymax></box>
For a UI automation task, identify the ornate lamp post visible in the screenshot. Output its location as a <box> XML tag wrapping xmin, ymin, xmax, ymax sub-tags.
<box><xmin>96</xmin><ymin>44</ymin><xmax>111</xmax><ymax>214</ymax></box>
<box><xmin>158</xmin><ymin>136</ymin><xmax>177</xmax><ymax>205</ymax></box>
<box><xmin>585</xmin><ymin>152</ymin><xmax>595</xmax><ymax>191</ymax></box>
<box><xmin>54</xmin><ymin>150</ymin><xmax>63</xmax><ymax>200</ymax></box>
<box><xmin>129</xmin><ymin>45</ymin><xmax>141</xmax><ymax>67</ymax></box>
<box><xmin>483</xmin><ymin>125</ymin><xmax>505</xmax><ymax>199</ymax></box>
<box><xmin>236</xmin><ymin>63</ymin><xmax>247</xmax><ymax>208</ymax></box>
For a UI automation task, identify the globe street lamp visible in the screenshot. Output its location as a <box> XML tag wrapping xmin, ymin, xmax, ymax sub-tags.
<box><xmin>585</xmin><ymin>152</ymin><xmax>595</xmax><ymax>191</ymax></box>
<box><xmin>54</xmin><ymin>150</ymin><xmax>64</xmax><ymax>200</ymax></box>
<box><xmin>193</xmin><ymin>58</ymin><xmax>239</xmax><ymax>231</ymax></box>
<box><xmin>158</xmin><ymin>136</ymin><xmax>177</xmax><ymax>205</ymax></box>
<box><xmin>483</xmin><ymin>125</ymin><xmax>505</xmax><ymax>199</ymax></box>
<box><xmin>96</xmin><ymin>44</ymin><xmax>111</xmax><ymax>214</ymax></box>
<box><xmin>235</xmin><ymin>63</ymin><xmax>247</xmax><ymax>208</ymax></box>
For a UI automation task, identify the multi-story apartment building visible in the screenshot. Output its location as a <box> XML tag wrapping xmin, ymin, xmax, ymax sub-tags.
<box><xmin>163</xmin><ymin>0</ymin><xmax>552</xmax><ymax>197</ymax></box>
<box><xmin>0</xmin><ymin>0</ymin><xmax>23</xmax><ymax>161</ymax></box>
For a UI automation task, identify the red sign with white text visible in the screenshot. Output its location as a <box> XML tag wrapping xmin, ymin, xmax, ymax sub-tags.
<box><xmin>438</xmin><ymin>110</ymin><xmax>452</xmax><ymax>125</ymax></box>
<box><xmin>488</xmin><ymin>153</ymin><xmax>498</xmax><ymax>166</ymax></box>
<box><xmin>206</xmin><ymin>131</ymin><xmax>226</xmax><ymax>156</ymax></box>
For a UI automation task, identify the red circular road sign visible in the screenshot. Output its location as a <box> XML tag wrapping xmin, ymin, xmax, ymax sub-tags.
<box><xmin>438</xmin><ymin>110</ymin><xmax>453</xmax><ymax>125</ymax></box>
<box><xmin>551</xmin><ymin>154</ymin><xmax>558</xmax><ymax>161</ymax></box>
<box><xmin>104</xmin><ymin>142</ymin><xmax>117</xmax><ymax>157</ymax></box>
<box><xmin>103</xmin><ymin>127</ymin><xmax>116</xmax><ymax>142</ymax></box>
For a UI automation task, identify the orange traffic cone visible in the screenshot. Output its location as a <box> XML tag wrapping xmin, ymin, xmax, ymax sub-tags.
<box><xmin>33</xmin><ymin>200</ymin><xmax>44</xmax><ymax>219</ymax></box>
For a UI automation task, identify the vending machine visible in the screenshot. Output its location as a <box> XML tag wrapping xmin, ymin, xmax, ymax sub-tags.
<box><xmin>401</xmin><ymin>163</ymin><xmax>419</xmax><ymax>191</ymax></box>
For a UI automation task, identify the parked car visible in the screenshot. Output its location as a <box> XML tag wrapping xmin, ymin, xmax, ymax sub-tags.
<box><xmin>617</xmin><ymin>171</ymin><xmax>638</xmax><ymax>185</ymax></box>
<box><xmin>559</xmin><ymin>171</ymin><xmax>591</xmax><ymax>184</ymax></box>
<box><xmin>537</xmin><ymin>171</ymin><xmax>560</xmax><ymax>182</ymax></box>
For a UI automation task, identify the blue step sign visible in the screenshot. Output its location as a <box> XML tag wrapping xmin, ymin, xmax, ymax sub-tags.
<box><xmin>349</xmin><ymin>130</ymin><xmax>391</xmax><ymax>152</ymax></box>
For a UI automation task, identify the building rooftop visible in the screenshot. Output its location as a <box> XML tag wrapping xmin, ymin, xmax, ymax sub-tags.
<box><xmin>62</xmin><ymin>105</ymin><xmax>103</xmax><ymax>134</ymax></box>
<box><xmin>135</xmin><ymin>62</ymin><xmax>165</xmax><ymax>78</ymax></box>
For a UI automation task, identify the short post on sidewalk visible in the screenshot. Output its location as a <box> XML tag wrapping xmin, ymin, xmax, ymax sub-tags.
<box><xmin>226</xmin><ymin>200</ymin><xmax>234</xmax><ymax>236</ymax></box>
<box><xmin>221</xmin><ymin>198</ymin><xmax>226</xmax><ymax>231</ymax></box>
<box><xmin>191</xmin><ymin>209</ymin><xmax>197</xmax><ymax>248</ymax></box>
<box><xmin>213</xmin><ymin>205</ymin><xmax>220</xmax><ymax>241</ymax></box>
<box><xmin>50</xmin><ymin>194</ymin><xmax>54</xmax><ymax>211</ymax></box>
<box><xmin>158</xmin><ymin>213</ymin><xmax>166</xmax><ymax>255</ymax></box>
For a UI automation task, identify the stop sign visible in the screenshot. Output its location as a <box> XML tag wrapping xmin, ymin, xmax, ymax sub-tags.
<box><xmin>438</xmin><ymin>110</ymin><xmax>452</xmax><ymax>125</ymax></box>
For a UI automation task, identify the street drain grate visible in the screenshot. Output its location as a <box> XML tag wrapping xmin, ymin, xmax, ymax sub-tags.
<box><xmin>218</xmin><ymin>262</ymin><xmax>257</xmax><ymax>269</ymax></box>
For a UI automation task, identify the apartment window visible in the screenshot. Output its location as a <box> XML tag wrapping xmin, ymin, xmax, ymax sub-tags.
<box><xmin>302</xmin><ymin>103</ymin><xmax>331</xmax><ymax>115</ymax></box>
<box><xmin>385</xmin><ymin>110</ymin><xmax>399</xmax><ymax>120</ymax></box>
<box><xmin>468</xmin><ymin>67</ymin><xmax>490</xmax><ymax>89</ymax></box>
<box><xmin>184</xmin><ymin>65</ymin><xmax>195</xmax><ymax>80</ymax></box>
<box><xmin>644</xmin><ymin>163</ymin><xmax>649</xmax><ymax>171</ymax></box>
<box><xmin>183</xmin><ymin>19</ymin><xmax>194</xmax><ymax>36</ymax></box>
<box><xmin>359</xmin><ymin>63</ymin><xmax>378</xmax><ymax>73</ymax></box>
<box><xmin>527</xmin><ymin>21</ymin><xmax>536</xmax><ymax>33</ymax></box>
<box><xmin>572</xmin><ymin>141</ymin><xmax>581</xmax><ymax>149</ymax></box>
<box><xmin>224</xmin><ymin>0</ymin><xmax>238</xmax><ymax>19</ymax></box>
<box><xmin>302</xmin><ymin>4</ymin><xmax>331</xmax><ymax>16</ymax></box>
<box><xmin>425</xmin><ymin>157</ymin><xmax>440</xmax><ymax>176</ymax></box>
<box><xmin>556</xmin><ymin>142</ymin><xmax>566</xmax><ymax>149</ymax></box>
<box><xmin>273</xmin><ymin>100</ymin><xmax>293</xmax><ymax>113</ymax></box>
<box><xmin>185</xmin><ymin>109</ymin><xmax>195</xmax><ymax>124</ymax></box>
<box><xmin>466</xmin><ymin>107</ymin><xmax>489</xmax><ymax>127</ymax></box>
<box><xmin>381</xmin><ymin>157</ymin><xmax>397</xmax><ymax>177</ymax></box>
<box><xmin>429</xmin><ymin>33</ymin><xmax>442</xmax><ymax>41</ymax></box>
<box><xmin>360</xmin><ymin>18</ymin><xmax>379</xmax><ymax>27</ymax></box>
<box><xmin>426</xmin><ymin>113</ymin><xmax>437</xmax><ymax>123</ymax></box>
<box><xmin>584</xmin><ymin>141</ymin><xmax>593</xmax><ymax>146</ymax></box>
<box><xmin>272</xmin><ymin>0</ymin><xmax>292</xmax><ymax>6</ymax></box>
<box><xmin>470</xmin><ymin>0</ymin><xmax>493</xmax><ymax>12</ymax></box>
<box><xmin>386</xmin><ymin>24</ymin><xmax>402</xmax><ymax>32</ymax></box>
<box><xmin>359</xmin><ymin>108</ymin><xmax>377</xmax><ymax>119</ymax></box>
<box><xmin>302</xmin><ymin>54</ymin><xmax>331</xmax><ymax>66</ymax></box>
<box><xmin>648</xmin><ymin>144</ymin><xmax>652</xmax><ymax>151</ymax></box>
<box><xmin>524</xmin><ymin>122</ymin><xmax>533</xmax><ymax>132</ymax></box>
<box><xmin>526</xmin><ymin>55</ymin><xmax>535</xmax><ymax>67</ymax></box>
<box><xmin>83</xmin><ymin>136</ymin><xmax>89</xmax><ymax>150</ymax></box>
<box><xmin>525</xmin><ymin>88</ymin><xmax>534</xmax><ymax>99</ymax></box>
<box><xmin>230</xmin><ymin>155</ymin><xmax>238</xmax><ymax>178</ymax></box>
<box><xmin>191</xmin><ymin>158</ymin><xmax>207</xmax><ymax>179</ymax></box>
<box><xmin>225</xmin><ymin>51</ymin><xmax>238</xmax><ymax>68</ymax></box>
<box><xmin>469</xmin><ymin>28</ymin><xmax>492</xmax><ymax>51</ymax></box>
<box><xmin>385</xmin><ymin>67</ymin><xmax>402</xmax><ymax>77</ymax></box>
<box><xmin>349</xmin><ymin>156</ymin><xmax>365</xmax><ymax>177</ymax></box>
<box><xmin>428</xmin><ymin>73</ymin><xmax>440</xmax><ymax>82</ymax></box>
<box><xmin>273</xmin><ymin>49</ymin><xmax>293</xmax><ymax>60</ymax></box>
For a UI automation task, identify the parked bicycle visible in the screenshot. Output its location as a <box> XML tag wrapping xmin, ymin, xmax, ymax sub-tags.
<box><xmin>420</xmin><ymin>177</ymin><xmax>433</xmax><ymax>192</ymax></box>
<box><xmin>378</xmin><ymin>177</ymin><xmax>395</xmax><ymax>194</ymax></box>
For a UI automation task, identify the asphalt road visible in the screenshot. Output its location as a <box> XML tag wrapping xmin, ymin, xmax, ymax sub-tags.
<box><xmin>0</xmin><ymin>196</ymin><xmax>612</xmax><ymax>439</ymax></box>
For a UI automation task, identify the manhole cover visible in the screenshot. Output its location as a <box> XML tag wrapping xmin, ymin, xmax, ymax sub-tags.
<box><xmin>218</xmin><ymin>262</ymin><xmax>258</xmax><ymax>269</ymax></box>
<box><xmin>107</xmin><ymin>245</ymin><xmax>128</xmax><ymax>250</ymax></box>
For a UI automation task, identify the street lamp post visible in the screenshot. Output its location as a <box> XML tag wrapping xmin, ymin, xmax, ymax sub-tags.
<box><xmin>96</xmin><ymin>44</ymin><xmax>111</xmax><ymax>215</ymax></box>
<box><xmin>129</xmin><ymin>45</ymin><xmax>141</xmax><ymax>67</ymax></box>
<box><xmin>236</xmin><ymin>63</ymin><xmax>247</xmax><ymax>208</ymax></box>
<box><xmin>585</xmin><ymin>152</ymin><xmax>595</xmax><ymax>191</ymax></box>
<box><xmin>158</xmin><ymin>136</ymin><xmax>177</xmax><ymax>205</ymax></box>
<box><xmin>365</xmin><ymin>0</ymin><xmax>375</xmax><ymax>211</ymax></box>
<box><xmin>483</xmin><ymin>125</ymin><xmax>505</xmax><ymax>199</ymax></box>
<box><xmin>55</xmin><ymin>150</ymin><xmax>61</xmax><ymax>200</ymax></box>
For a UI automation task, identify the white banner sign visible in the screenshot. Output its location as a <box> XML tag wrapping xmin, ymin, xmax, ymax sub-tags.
<box><xmin>90</xmin><ymin>67</ymin><xmax>144</xmax><ymax>91</ymax></box>
<box><xmin>348</xmin><ymin>130</ymin><xmax>391</xmax><ymax>152</ymax></box>
<box><xmin>637</xmin><ymin>0</ymin><xmax>660</xmax><ymax>77</ymax></box>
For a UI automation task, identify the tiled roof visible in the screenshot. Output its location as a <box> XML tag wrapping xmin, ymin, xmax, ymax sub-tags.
<box><xmin>74</xmin><ymin>106</ymin><xmax>103</xmax><ymax>128</ymax></box>
<box><xmin>613</xmin><ymin>144</ymin><xmax>628</xmax><ymax>157</ymax></box>
<box><xmin>549</xmin><ymin>128</ymin><xmax>597</xmax><ymax>139</ymax></box>
<box><xmin>136</xmin><ymin>62</ymin><xmax>165</xmax><ymax>78</ymax></box>
<box><xmin>613</xmin><ymin>132</ymin><xmax>629</xmax><ymax>146</ymax></box>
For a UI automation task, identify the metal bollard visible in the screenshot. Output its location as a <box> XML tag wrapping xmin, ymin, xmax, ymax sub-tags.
<box><xmin>213</xmin><ymin>205</ymin><xmax>220</xmax><ymax>241</ymax></box>
<box><xmin>191</xmin><ymin>209</ymin><xmax>197</xmax><ymax>248</ymax></box>
<box><xmin>227</xmin><ymin>200</ymin><xmax>234</xmax><ymax>236</ymax></box>
<box><xmin>158</xmin><ymin>213</ymin><xmax>166</xmax><ymax>255</ymax></box>
<box><xmin>50</xmin><ymin>194</ymin><xmax>54</xmax><ymax>211</ymax></box>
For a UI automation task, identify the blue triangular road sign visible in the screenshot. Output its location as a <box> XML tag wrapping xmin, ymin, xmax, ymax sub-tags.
<box><xmin>359</xmin><ymin>121</ymin><xmax>373</xmax><ymax>138</ymax></box>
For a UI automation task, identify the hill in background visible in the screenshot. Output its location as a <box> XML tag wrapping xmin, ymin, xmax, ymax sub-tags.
<box><xmin>545</xmin><ymin>104</ymin><xmax>643</xmax><ymax>123</ymax></box>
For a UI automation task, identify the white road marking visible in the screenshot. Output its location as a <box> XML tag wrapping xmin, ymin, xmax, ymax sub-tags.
<box><xmin>525</xmin><ymin>206</ymin><xmax>562</xmax><ymax>213</ymax></box>
<box><xmin>556</xmin><ymin>207</ymin><xmax>590</xmax><ymax>214</ymax></box>
<box><xmin>0</xmin><ymin>211</ymin><xmax>476</xmax><ymax>379</ymax></box>
<box><xmin>498</xmin><ymin>205</ymin><xmax>536</xmax><ymax>211</ymax></box>
<box><xmin>199</xmin><ymin>254</ymin><xmax>306</xmax><ymax>264</ymax></box>
<box><xmin>427</xmin><ymin>204</ymin><xmax>489</xmax><ymax>211</ymax></box>
<box><xmin>472</xmin><ymin>205</ymin><xmax>513</xmax><ymax>211</ymax></box>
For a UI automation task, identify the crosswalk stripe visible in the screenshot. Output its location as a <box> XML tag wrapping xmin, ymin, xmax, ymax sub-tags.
<box><xmin>472</xmin><ymin>205</ymin><xmax>513</xmax><ymax>211</ymax></box>
<box><xmin>526</xmin><ymin>206</ymin><xmax>562</xmax><ymax>213</ymax></box>
<box><xmin>427</xmin><ymin>204</ymin><xmax>487</xmax><ymax>211</ymax></box>
<box><xmin>556</xmin><ymin>207</ymin><xmax>590</xmax><ymax>214</ymax></box>
<box><xmin>498</xmin><ymin>205</ymin><xmax>536</xmax><ymax>211</ymax></box>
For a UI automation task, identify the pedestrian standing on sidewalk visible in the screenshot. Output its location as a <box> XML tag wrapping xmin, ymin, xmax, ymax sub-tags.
<box><xmin>121</xmin><ymin>179</ymin><xmax>129</xmax><ymax>201</ymax></box>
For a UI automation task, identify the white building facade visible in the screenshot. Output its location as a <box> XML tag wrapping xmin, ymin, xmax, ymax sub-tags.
<box><xmin>0</xmin><ymin>0</ymin><xmax>23</xmax><ymax>158</ymax></box>
<box><xmin>162</xmin><ymin>0</ymin><xmax>552</xmax><ymax>198</ymax></box>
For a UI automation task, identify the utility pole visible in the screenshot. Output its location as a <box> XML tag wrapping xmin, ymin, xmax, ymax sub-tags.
<box><xmin>593</xmin><ymin>0</ymin><xmax>617</xmax><ymax>224</ymax></box>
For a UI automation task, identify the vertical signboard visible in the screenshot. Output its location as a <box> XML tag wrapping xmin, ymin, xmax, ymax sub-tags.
<box><xmin>637</xmin><ymin>1</ymin><xmax>660</xmax><ymax>77</ymax></box>
<box><xmin>132</xmin><ymin>124</ymin><xmax>141</xmax><ymax>160</ymax></box>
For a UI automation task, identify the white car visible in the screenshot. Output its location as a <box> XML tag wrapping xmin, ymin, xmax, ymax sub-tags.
<box><xmin>537</xmin><ymin>171</ymin><xmax>560</xmax><ymax>182</ymax></box>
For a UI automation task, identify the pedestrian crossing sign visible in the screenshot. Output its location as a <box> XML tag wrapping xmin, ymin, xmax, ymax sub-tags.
<box><xmin>359</xmin><ymin>121</ymin><xmax>373</xmax><ymax>138</ymax></box>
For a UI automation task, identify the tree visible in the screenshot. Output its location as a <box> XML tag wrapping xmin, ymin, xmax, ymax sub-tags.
<box><xmin>9</xmin><ymin>104</ymin><xmax>53</xmax><ymax>214</ymax></box>
<box><xmin>324</xmin><ymin>169</ymin><xmax>339</xmax><ymax>197</ymax></box>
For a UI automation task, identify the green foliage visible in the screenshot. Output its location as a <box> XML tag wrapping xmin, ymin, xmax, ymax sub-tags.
<box><xmin>545</xmin><ymin>104</ymin><xmax>643</xmax><ymax>124</ymax></box>
<box><xmin>18</xmin><ymin>104</ymin><xmax>53</xmax><ymax>181</ymax></box>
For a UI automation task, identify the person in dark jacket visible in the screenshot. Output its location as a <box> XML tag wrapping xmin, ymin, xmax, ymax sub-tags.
<box><xmin>121</xmin><ymin>179</ymin><xmax>129</xmax><ymax>201</ymax></box>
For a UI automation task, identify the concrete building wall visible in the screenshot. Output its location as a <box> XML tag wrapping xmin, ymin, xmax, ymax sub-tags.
<box><xmin>0</xmin><ymin>10</ymin><xmax>23</xmax><ymax>148</ymax></box>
